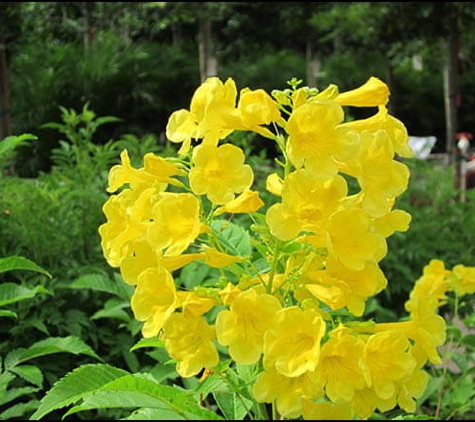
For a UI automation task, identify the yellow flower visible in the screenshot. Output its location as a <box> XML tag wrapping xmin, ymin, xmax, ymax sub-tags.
<box><xmin>216</xmin><ymin>288</ymin><xmax>282</xmax><ymax>365</ymax></box>
<box><xmin>218</xmin><ymin>282</ymin><xmax>242</xmax><ymax>306</ymax></box>
<box><xmin>131</xmin><ymin>266</ymin><xmax>178</xmax><ymax>338</ymax></box>
<box><xmin>342</xmin><ymin>104</ymin><xmax>414</xmax><ymax>158</ymax></box>
<box><xmin>203</xmin><ymin>247</ymin><xmax>244</xmax><ymax>268</ymax></box>
<box><xmin>372</xmin><ymin>209</ymin><xmax>412</xmax><ymax>238</ymax></box>
<box><xmin>286</xmin><ymin>100</ymin><xmax>360</xmax><ymax>180</ymax></box>
<box><xmin>99</xmin><ymin>189</ymin><xmax>148</xmax><ymax>267</ymax></box>
<box><xmin>263</xmin><ymin>306</ymin><xmax>325</xmax><ymax>377</ymax></box>
<box><xmin>107</xmin><ymin>149</ymin><xmax>142</xmax><ymax>193</ymax></box>
<box><xmin>410</xmin><ymin>259</ymin><xmax>449</xmax><ymax>305</ymax></box>
<box><xmin>166</xmin><ymin>77</ymin><xmax>241</xmax><ymax>154</ymax></box>
<box><xmin>320</xmin><ymin>256</ymin><xmax>387</xmax><ymax>316</ymax></box>
<box><xmin>107</xmin><ymin>149</ymin><xmax>184</xmax><ymax>193</ymax></box>
<box><xmin>214</xmin><ymin>189</ymin><xmax>264</xmax><ymax>215</ymax></box>
<box><xmin>302</xmin><ymin>399</ymin><xmax>354</xmax><ymax>421</ymax></box>
<box><xmin>314</xmin><ymin>325</ymin><xmax>366</xmax><ymax>403</ymax></box>
<box><xmin>238</xmin><ymin>87</ymin><xmax>283</xmax><ymax>136</ymax></box>
<box><xmin>120</xmin><ymin>239</ymin><xmax>159</xmax><ymax>285</ymax></box>
<box><xmin>147</xmin><ymin>192</ymin><xmax>203</xmax><ymax>256</ymax></box>
<box><xmin>266</xmin><ymin>172</ymin><xmax>283</xmax><ymax>196</ymax></box>
<box><xmin>162</xmin><ymin>313</ymin><xmax>219</xmax><ymax>378</ymax></box>
<box><xmin>348</xmin><ymin>130</ymin><xmax>410</xmax><ymax>217</ymax></box>
<box><xmin>326</xmin><ymin>208</ymin><xmax>387</xmax><ymax>271</ymax></box>
<box><xmin>265</xmin><ymin>169</ymin><xmax>347</xmax><ymax>241</ymax></box>
<box><xmin>405</xmin><ymin>295</ymin><xmax>447</xmax><ymax>365</ymax></box>
<box><xmin>253</xmin><ymin>369</ymin><xmax>323</xmax><ymax>419</ymax></box>
<box><xmin>449</xmin><ymin>263</ymin><xmax>475</xmax><ymax>296</ymax></box>
<box><xmin>360</xmin><ymin>330</ymin><xmax>416</xmax><ymax>400</ymax></box>
<box><xmin>165</xmin><ymin>109</ymin><xmax>196</xmax><ymax>154</ymax></box>
<box><xmin>176</xmin><ymin>291</ymin><xmax>215</xmax><ymax>318</ymax></box>
<box><xmin>396</xmin><ymin>368</ymin><xmax>429</xmax><ymax>414</ymax></box>
<box><xmin>335</xmin><ymin>76</ymin><xmax>390</xmax><ymax>107</ymax></box>
<box><xmin>189</xmin><ymin>143</ymin><xmax>254</xmax><ymax>204</ymax></box>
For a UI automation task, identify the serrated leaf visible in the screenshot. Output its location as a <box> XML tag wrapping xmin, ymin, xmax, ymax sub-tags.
<box><xmin>68</xmin><ymin>273</ymin><xmax>134</xmax><ymax>301</ymax></box>
<box><xmin>193</xmin><ymin>374</ymin><xmax>227</xmax><ymax>397</ymax></box>
<box><xmin>5</xmin><ymin>336</ymin><xmax>101</xmax><ymax>369</ymax></box>
<box><xmin>0</xmin><ymin>256</ymin><xmax>51</xmax><ymax>277</ymax></box>
<box><xmin>8</xmin><ymin>364</ymin><xmax>43</xmax><ymax>387</ymax></box>
<box><xmin>63</xmin><ymin>374</ymin><xmax>223</xmax><ymax>420</ymax></box>
<box><xmin>0</xmin><ymin>134</ymin><xmax>36</xmax><ymax>157</ymax></box>
<box><xmin>30</xmin><ymin>364</ymin><xmax>129</xmax><ymax>420</ymax></box>
<box><xmin>1</xmin><ymin>386</ymin><xmax>40</xmax><ymax>406</ymax></box>
<box><xmin>130</xmin><ymin>337</ymin><xmax>165</xmax><ymax>352</ymax></box>
<box><xmin>0</xmin><ymin>283</ymin><xmax>51</xmax><ymax>307</ymax></box>
<box><xmin>213</xmin><ymin>390</ymin><xmax>253</xmax><ymax>420</ymax></box>
<box><xmin>0</xmin><ymin>398</ymin><xmax>40</xmax><ymax>419</ymax></box>
<box><xmin>211</xmin><ymin>220</ymin><xmax>252</xmax><ymax>257</ymax></box>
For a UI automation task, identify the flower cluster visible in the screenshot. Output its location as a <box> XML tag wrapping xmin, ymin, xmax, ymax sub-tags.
<box><xmin>98</xmin><ymin>76</ymin><xmax>458</xmax><ymax>419</ymax></box>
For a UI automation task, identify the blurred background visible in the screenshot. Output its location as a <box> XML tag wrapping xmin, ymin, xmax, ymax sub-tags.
<box><xmin>1</xmin><ymin>1</ymin><xmax>474</xmax><ymax>176</ymax></box>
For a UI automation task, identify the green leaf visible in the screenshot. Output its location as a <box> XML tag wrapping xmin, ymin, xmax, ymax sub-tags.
<box><xmin>5</xmin><ymin>336</ymin><xmax>101</xmax><ymax>369</ymax></box>
<box><xmin>213</xmin><ymin>389</ymin><xmax>253</xmax><ymax>420</ymax></box>
<box><xmin>8</xmin><ymin>364</ymin><xmax>43</xmax><ymax>387</ymax></box>
<box><xmin>0</xmin><ymin>283</ymin><xmax>50</xmax><ymax>307</ymax></box>
<box><xmin>30</xmin><ymin>364</ymin><xmax>129</xmax><ymax>420</ymax></box>
<box><xmin>461</xmin><ymin>334</ymin><xmax>475</xmax><ymax>350</ymax></box>
<box><xmin>62</xmin><ymin>374</ymin><xmax>223</xmax><ymax>420</ymax></box>
<box><xmin>130</xmin><ymin>337</ymin><xmax>165</xmax><ymax>352</ymax></box>
<box><xmin>0</xmin><ymin>256</ymin><xmax>51</xmax><ymax>277</ymax></box>
<box><xmin>91</xmin><ymin>304</ymin><xmax>132</xmax><ymax>322</ymax></box>
<box><xmin>0</xmin><ymin>134</ymin><xmax>36</xmax><ymax>157</ymax></box>
<box><xmin>0</xmin><ymin>309</ymin><xmax>17</xmax><ymax>319</ymax></box>
<box><xmin>211</xmin><ymin>220</ymin><xmax>252</xmax><ymax>257</ymax></box>
<box><xmin>68</xmin><ymin>273</ymin><xmax>134</xmax><ymax>301</ymax></box>
<box><xmin>0</xmin><ymin>398</ymin><xmax>40</xmax><ymax>420</ymax></box>
<box><xmin>1</xmin><ymin>386</ymin><xmax>40</xmax><ymax>406</ymax></box>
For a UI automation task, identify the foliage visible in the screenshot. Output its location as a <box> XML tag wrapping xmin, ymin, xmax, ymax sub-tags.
<box><xmin>380</xmin><ymin>158</ymin><xmax>475</xmax><ymax>316</ymax></box>
<box><xmin>0</xmin><ymin>255</ymin><xmax>103</xmax><ymax>420</ymax></box>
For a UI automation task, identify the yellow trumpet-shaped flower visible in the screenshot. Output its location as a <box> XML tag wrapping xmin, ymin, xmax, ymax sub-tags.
<box><xmin>263</xmin><ymin>306</ymin><xmax>326</xmax><ymax>377</ymax></box>
<box><xmin>355</xmin><ymin>130</ymin><xmax>410</xmax><ymax>217</ymax></box>
<box><xmin>189</xmin><ymin>143</ymin><xmax>253</xmax><ymax>204</ymax></box>
<box><xmin>214</xmin><ymin>189</ymin><xmax>264</xmax><ymax>215</ymax></box>
<box><xmin>166</xmin><ymin>77</ymin><xmax>241</xmax><ymax>153</ymax></box>
<box><xmin>176</xmin><ymin>291</ymin><xmax>215</xmax><ymax>318</ymax></box>
<box><xmin>313</xmin><ymin>325</ymin><xmax>366</xmax><ymax>403</ymax></box>
<box><xmin>326</xmin><ymin>208</ymin><xmax>387</xmax><ymax>271</ymax></box>
<box><xmin>99</xmin><ymin>189</ymin><xmax>149</xmax><ymax>267</ymax></box>
<box><xmin>147</xmin><ymin>192</ymin><xmax>203</xmax><ymax>256</ymax></box>
<box><xmin>120</xmin><ymin>239</ymin><xmax>159</xmax><ymax>285</ymax></box>
<box><xmin>360</xmin><ymin>330</ymin><xmax>416</xmax><ymax>400</ymax></box>
<box><xmin>286</xmin><ymin>100</ymin><xmax>360</xmax><ymax>180</ymax></box>
<box><xmin>409</xmin><ymin>259</ymin><xmax>449</xmax><ymax>305</ymax></box>
<box><xmin>162</xmin><ymin>313</ymin><xmax>219</xmax><ymax>378</ymax></box>
<box><xmin>131</xmin><ymin>266</ymin><xmax>178</xmax><ymax>338</ymax></box>
<box><xmin>266</xmin><ymin>169</ymin><xmax>348</xmax><ymax>241</ymax></box>
<box><xmin>216</xmin><ymin>288</ymin><xmax>282</xmax><ymax>365</ymax></box>
<box><xmin>449</xmin><ymin>263</ymin><xmax>475</xmax><ymax>296</ymax></box>
<box><xmin>302</xmin><ymin>399</ymin><xmax>354</xmax><ymax>421</ymax></box>
<box><xmin>238</xmin><ymin>87</ymin><xmax>284</xmax><ymax>137</ymax></box>
<box><xmin>253</xmin><ymin>369</ymin><xmax>323</xmax><ymax>420</ymax></box>
<box><xmin>342</xmin><ymin>104</ymin><xmax>414</xmax><ymax>158</ymax></box>
<box><xmin>335</xmin><ymin>76</ymin><xmax>390</xmax><ymax>107</ymax></box>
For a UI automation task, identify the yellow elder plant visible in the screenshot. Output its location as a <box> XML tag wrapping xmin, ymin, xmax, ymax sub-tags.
<box><xmin>98</xmin><ymin>76</ymin><xmax>466</xmax><ymax>419</ymax></box>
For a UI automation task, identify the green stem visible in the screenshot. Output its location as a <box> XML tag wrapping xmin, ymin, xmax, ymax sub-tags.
<box><xmin>266</xmin><ymin>240</ymin><xmax>281</xmax><ymax>294</ymax></box>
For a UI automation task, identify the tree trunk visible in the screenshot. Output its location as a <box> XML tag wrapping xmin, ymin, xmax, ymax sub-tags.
<box><xmin>0</xmin><ymin>5</ymin><xmax>11</xmax><ymax>141</ymax></box>
<box><xmin>198</xmin><ymin>2</ymin><xmax>216</xmax><ymax>83</ymax></box>
<box><xmin>442</xmin><ymin>7</ymin><xmax>460</xmax><ymax>195</ymax></box>
<box><xmin>306</xmin><ymin>39</ymin><xmax>320</xmax><ymax>88</ymax></box>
